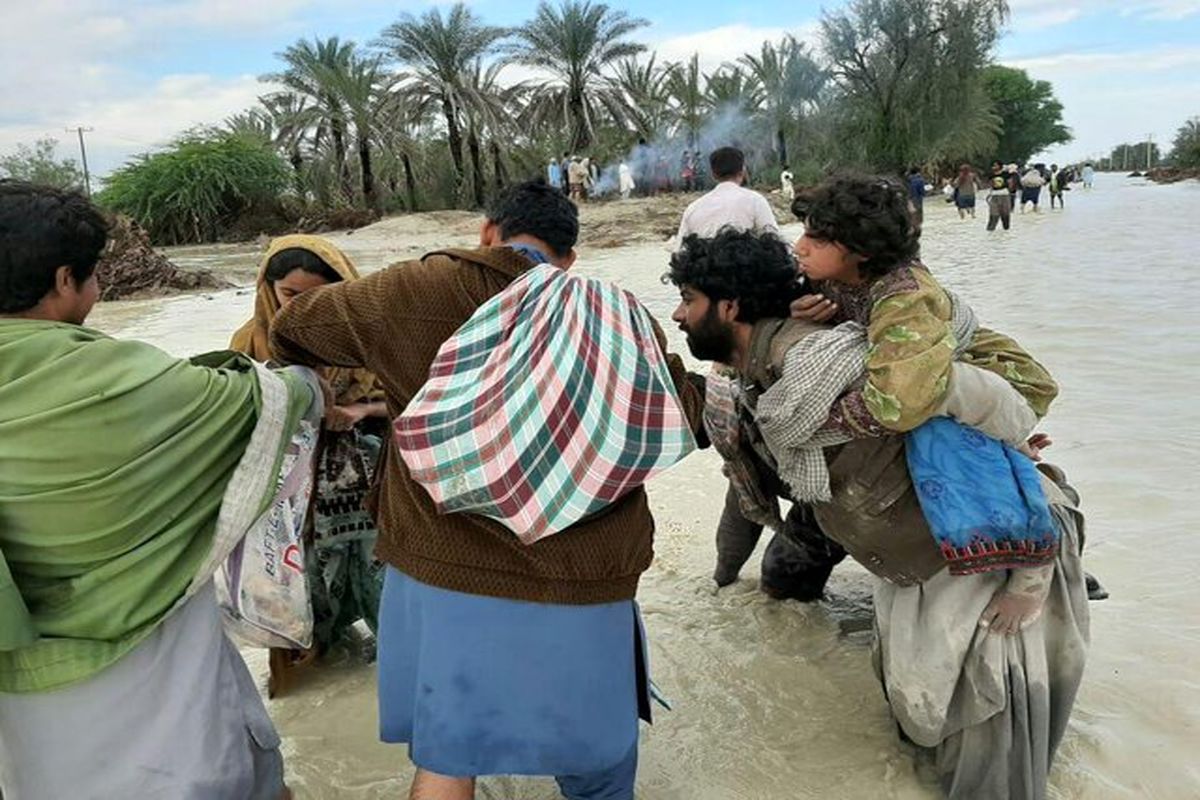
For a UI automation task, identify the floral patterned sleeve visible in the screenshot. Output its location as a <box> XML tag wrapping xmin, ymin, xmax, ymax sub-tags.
<box><xmin>815</xmin><ymin>270</ymin><xmax>954</xmax><ymax>437</ymax></box>
<box><xmin>820</xmin><ymin>270</ymin><xmax>1059</xmax><ymax>438</ymax></box>
<box><xmin>820</xmin><ymin>277</ymin><xmax>950</xmax><ymax>438</ymax></box>
<box><xmin>814</xmin><ymin>281</ymin><xmax>890</xmax><ymax>437</ymax></box>
<box><xmin>959</xmin><ymin>327</ymin><xmax>1058</xmax><ymax>418</ymax></box>
<box><xmin>860</xmin><ymin>278</ymin><xmax>958</xmax><ymax>432</ymax></box>
<box><xmin>830</xmin><ymin>268</ymin><xmax>950</xmax><ymax>434</ymax></box>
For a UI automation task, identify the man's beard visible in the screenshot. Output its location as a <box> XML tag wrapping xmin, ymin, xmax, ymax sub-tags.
<box><xmin>684</xmin><ymin>304</ymin><xmax>736</xmax><ymax>363</ymax></box>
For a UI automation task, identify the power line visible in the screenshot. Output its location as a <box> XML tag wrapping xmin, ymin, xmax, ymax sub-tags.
<box><xmin>66</xmin><ymin>126</ymin><xmax>94</xmax><ymax>197</ymax></box>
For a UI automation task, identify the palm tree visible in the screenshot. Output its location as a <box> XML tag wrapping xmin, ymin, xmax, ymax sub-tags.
<box><xmin>326</xmin><ymin>54</ymin><xmax>390</xmax><ymax>208</ymax></box>
<box><xmin>461</xmin><ymin>62</ymin><xmax>496</xmax><ymax>208</ymax></box>
<box><xmin>374</xmin><ymin>85</ymin><xmax>426</xmax><ymax>211</ymax></box>
<box><xmin>508</xmin><ymin>0</ymin><xmax>648</xmax><ymax>152</ymax></box>
<box><xmin>1171</xmin><ymin>116</ymin><xmax>1200</xmax><ymax>168</ymax></box>
<box><xmin>739</xmin><ymin>36</ymin><xmax>827</xmax><ymax>167</ymax></box>
<box><xmin>224</xmin><ymin>109</ymin><xmax>274</xmax><ymax>142</ymax></box>
<box><xmin>264</xmin><ymin>37</ymin><xmax>357</xmax><ymax>200</ymax></box>
<box><xmin>258</xmin><ymin>92</ymin><xmax>320</xmax><ymax>196</ymax></box>
<box><xmin>664</xmin><ymin>54</ymin><xmax>704</xmax><ymax>147</ymax></box>
<box><xmin>609</xmin><ymin>55</ymin><xmax>670</xmax><ymax>140</ymax></box>
<box><xmin>460</xmin><ymin>61</ymin><xmax>528</xmax><ymax>205</ymax></box>
<box><xmin>703</xmin><ymin>65</ymin><xmax>763</xmax><ymax>117</ymax></box>
<box><xmin>375</xmin><ymin>3</ymin><xmax>508</xmax><ymax>193</ymax></box>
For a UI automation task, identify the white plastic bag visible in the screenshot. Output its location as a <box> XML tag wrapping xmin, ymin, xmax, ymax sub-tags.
<box><xmin>218</xmin><ymin>420</ymin><xmax>319</xmax><ymax>649</ymax></box>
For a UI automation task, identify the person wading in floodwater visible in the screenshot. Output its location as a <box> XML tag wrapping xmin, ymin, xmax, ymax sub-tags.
<box><xmin>670</xmin><ymin>186</ymin><xmax>1090</xmax><ymax>797</ymax></box>
<box><xmin>986</xmin><ymin>160</ymin><xmax>1013</xmax><ymax>231</ymax></box>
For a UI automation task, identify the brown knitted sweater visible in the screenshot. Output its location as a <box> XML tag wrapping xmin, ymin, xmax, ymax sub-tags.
<box><xmin>271</xmin><ymin>246</ymin><xmax>703</xmax><ymax>605</ymax></box>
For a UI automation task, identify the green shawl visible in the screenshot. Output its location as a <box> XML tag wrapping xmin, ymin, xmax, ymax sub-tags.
<box><xmin>0</xmin><ymin>319</ymin><xmax>312</xmax><ymax>692</ymax></box>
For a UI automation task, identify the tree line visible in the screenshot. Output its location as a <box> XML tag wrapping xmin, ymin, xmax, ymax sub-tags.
<box><xmin>1</xmin><ymin>0</ymin><xmax>1100</xmax><ymax>244</ymax></box>
<box><xmin>216</xmin><ymin>0</ymin><xmax>1055</xmax><ymax>211</ymax></box>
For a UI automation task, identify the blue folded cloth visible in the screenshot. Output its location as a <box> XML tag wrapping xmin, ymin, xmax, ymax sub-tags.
<box><xmin>906</xmin><ymin>417</ymin><xmax>1058</xmax><ymax>575</ymax></box>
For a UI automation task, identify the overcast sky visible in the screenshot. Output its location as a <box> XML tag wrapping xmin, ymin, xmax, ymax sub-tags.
<box><xmin>2</xmin><ymin>0</ymin><xmax>1198</xmax><ymax>178</ymax></box>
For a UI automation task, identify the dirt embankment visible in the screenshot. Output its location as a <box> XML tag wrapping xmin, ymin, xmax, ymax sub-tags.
<box><xmin>580</xmin><ymin>189</ymin><xmax>795</xmax><ymax>248</ymax></box>
<box><xmin>1146</xmin><ymin>167</ymin><xmax>1200</xmax><ymax>184</ymax></box>
<box><xmin>347</xmin><ymin>189</ymin><xmax>793</xmax><ymax>256</ymax></box>
<box><xmin>110</xmin><ymin>188</ymin><xmax>795</xmax><ymax>300</ymax></box>
<box><xmin>96</xmin><ymin>215</ymin><xmax>230</xmax><ymax>301</ymax></box>
<box><xmin>576</xmin><ymin>193</ymin><xmax>697</xmax><ymax>248</ymax></box>
<box><xmin>337</xmin><ymin>193</ymin><xmax>719</xmax><ymax>258</ymax></box>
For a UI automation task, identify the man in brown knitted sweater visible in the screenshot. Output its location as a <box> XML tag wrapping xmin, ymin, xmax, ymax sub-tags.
<box><xmin>271</xmin><ymin>180</ymin><xmax>703</xmax><ymax>799</ymax></box>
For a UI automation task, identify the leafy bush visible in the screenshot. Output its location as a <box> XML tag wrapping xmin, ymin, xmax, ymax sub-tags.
<box><xmin>1170</xmin><ymin>117</ymin><xmax>1200</xmax><ymax>169</ymax></box>
<box><xmin>98</xmin><ymin>130</ymin><xmax>290</xmax><ymax>244</ymax></box>
<box><xmin>0</xmin><ymin>138</ymin><xmax>84</xmax><ymax>190</ymax></box>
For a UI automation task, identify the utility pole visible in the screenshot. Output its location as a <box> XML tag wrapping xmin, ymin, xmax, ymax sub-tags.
<box><xmin>66</xmin><ymin>126</ymin><xmax>94</xmax><ymax>197</ymax></box>
<box><xmin>1146</xmin><ymin>134</ymin><xmax>1153</xmax><ymax>171</ymax></box>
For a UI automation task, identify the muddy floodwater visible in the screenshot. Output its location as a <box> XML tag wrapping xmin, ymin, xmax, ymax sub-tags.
<box><xmin>88</xmin><ymin>174</ymin><xmax>1200</xmax><ymax>799</ymax></box>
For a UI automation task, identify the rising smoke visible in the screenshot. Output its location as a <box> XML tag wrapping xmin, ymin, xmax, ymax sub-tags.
<box><xmin>589</xmin><ymin>103</ymin><xmax>776</xmax><ymax>196</ymax></box>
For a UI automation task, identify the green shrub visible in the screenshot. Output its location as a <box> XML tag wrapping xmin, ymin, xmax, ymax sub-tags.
<box><xmin>1170</xmin><ymin>117</ymin><xmax>1200</xmax><ymax>169</ymax></box>
<box><xmin>0</xmin><ymin>138</ymin><xmax>85</xmax><ymax>190</ymax></box>
<box><xmin>98</xmin><ymin>130</ymin><xmax>291</xmax><ymax>245</ymax></box>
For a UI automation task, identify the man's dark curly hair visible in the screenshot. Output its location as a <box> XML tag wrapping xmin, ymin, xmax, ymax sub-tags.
<box><xmin>667</xmin><ymin>228</ymin><xmax>797</xmax><ymax>323</ymax></box>
<box><xmin>486</xmin><ymin>178</ymin><xmax>578</xmax><ymax>258</ymax></box>
<box><xmin>0</xmin><ymin>180</ymin><xmax>109</xmax><ymax>314</ymax></box>
<box><xmin>801</xmin><ymin>174</ymin><xmax>920</xmax><ymax>279</ymax></box>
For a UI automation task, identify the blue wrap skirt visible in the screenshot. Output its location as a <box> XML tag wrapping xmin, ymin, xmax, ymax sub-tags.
<box><xmin>377</xmin><ymin>568</ymin><xmax>651</xmax><ymax>778</ymax></box>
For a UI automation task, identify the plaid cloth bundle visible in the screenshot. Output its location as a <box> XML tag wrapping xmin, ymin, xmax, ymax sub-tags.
<box><xmin>394</xmin><ymin>265</ymin><xmax>696</xmax><ymax>544</ymax></box>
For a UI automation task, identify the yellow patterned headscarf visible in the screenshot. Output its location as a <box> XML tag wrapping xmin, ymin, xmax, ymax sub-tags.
<box><xmin>230</xmin><ymin>234</ymin><xmax>381</xmax><ymax>406</ymax></box>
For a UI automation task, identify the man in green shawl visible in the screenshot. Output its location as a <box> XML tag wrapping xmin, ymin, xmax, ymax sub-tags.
<box><xmin>0</xmin><ymin>181</ymin><xmax>318</xmax><ymax>799</ymax></box>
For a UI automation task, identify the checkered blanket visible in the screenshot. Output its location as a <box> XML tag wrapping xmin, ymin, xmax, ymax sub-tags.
<box><xmin>394</xmin><ymin>265</ymin><xmax>696</xmax><ymax>544</ymax></box>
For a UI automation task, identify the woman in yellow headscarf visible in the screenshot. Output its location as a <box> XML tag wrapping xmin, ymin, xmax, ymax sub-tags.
<box><xmin>232</xmin><ymin>235</ymin><xmax>387</xmax><ymax>697</ymax></box>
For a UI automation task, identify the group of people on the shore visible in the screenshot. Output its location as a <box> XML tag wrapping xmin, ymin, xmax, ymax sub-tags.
<box><xmin>625</xmin><ymin>140</ymin><xmax>709</xmax><ymax>196</ymax></box>
<box><xmin>548</xmin><ymin>141</ymin><xmax>746</xmax><ymax>203</ymax></box>
<box><xmin>934</xmin><ymin>160</ymin><xmax>1095</xmax><ymax>231</ymax></box>
<box><xmin>1</xmin><ymin>149</ymin><xmax>1097</xmax><ymax>800</ymax></box>
<box><xmin>547</xmin><ymin>153</ymin><xmax>602</xmax><ymax>202</ymax></box>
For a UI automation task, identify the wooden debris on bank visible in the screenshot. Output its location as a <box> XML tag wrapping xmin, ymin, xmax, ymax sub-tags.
<box><xmin>96</xmin><ymin>215</ymin><xmax>231</xmax><ymax>301</ymax></box>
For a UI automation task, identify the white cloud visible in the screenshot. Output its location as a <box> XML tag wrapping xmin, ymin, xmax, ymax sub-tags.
<box><xmin>1001</xmin><ymin>45</ymin><xmax>1200</xmax><ymax>163</ymax></box>
<box><xmin>1012</xmin><ymin>7</ymin><xmax>1082</xmax><ymax>31</ymax></box>
<box><xmin>1007</xmin><ymin>0</ymin><xmax>1199</xmax><ymax>21</ymax></box>
<box><xmin>1037</xmin><ymin>81</ymin><xmax>1200</xmax><ymax>163</ymax></box>
<box><xmin>0</xmin><ymin>1</ymin><xmax>333</xmax><ymax>177</ymax></box>
<box><xmin>1005</xmin><ymin>44</ymin><xmax>1200</xmax><ymax>74</ymax></box>
<box><xmin>652</xmin><ymin>23</ymin><xmax>820</xmax><ymax>73</ymax></box>
<box><xmin>84</xmin><ymin>73</ymin><xmax>271</xmax><ymax>142</ymax></box>
<box><xmin>1123</xmin><ymin>0</ymin><xmax>1200</xmax><ymax>19</ymax></box>
<box><xmin>144</xmin><ymin>0</ymin><xmax>317</xmax><ymax>29</ymax></box>
<box><xmin>0</xmin><ymin>74</ymin><xmax>274</xmax><ymax>178</ymax></box>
